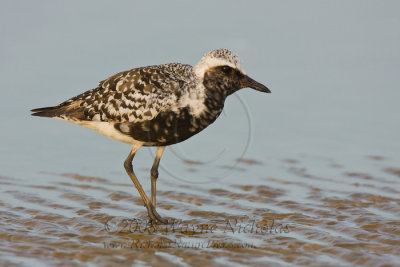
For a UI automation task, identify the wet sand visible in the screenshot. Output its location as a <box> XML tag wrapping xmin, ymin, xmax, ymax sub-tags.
<box><xmin>1</xmin><ymin>156</ymin><xmax>399</xmax><ymax>266</ymax></box>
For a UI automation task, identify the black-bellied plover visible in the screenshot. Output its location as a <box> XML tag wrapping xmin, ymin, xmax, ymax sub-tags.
<box><xmin>31</xmin><ymin>48</ymin><xmax>270</xmax><ymax>223</ymax></box>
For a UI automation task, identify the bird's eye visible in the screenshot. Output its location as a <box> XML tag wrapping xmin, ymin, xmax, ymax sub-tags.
<box><xmin>221</xmin><ymin>65</ymin><xmax>232</xmax><ymax>74</ymax></box>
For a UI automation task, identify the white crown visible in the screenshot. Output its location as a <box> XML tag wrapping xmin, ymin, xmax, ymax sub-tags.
<box><xmin>193</xmin><ymin>49</ymin><xmax>245</xmax><ymax>79</ymax></box>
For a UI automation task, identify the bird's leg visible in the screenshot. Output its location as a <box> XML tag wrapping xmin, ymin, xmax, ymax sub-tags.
<box><xmin>124</xmin><ymin>144</ymin><xmax>167</xmax><ymax>224</ymax></box>
<box><xmin>150</xmin><ymin>146</ymin><xmax>166</xmax><ymax>208</ymax></box>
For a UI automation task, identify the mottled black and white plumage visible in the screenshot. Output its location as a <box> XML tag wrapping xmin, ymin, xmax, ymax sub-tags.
<box><xmin>31</xmin><ymin>48</ymin><xmax>270</xmax><ymax>223</ymax></box>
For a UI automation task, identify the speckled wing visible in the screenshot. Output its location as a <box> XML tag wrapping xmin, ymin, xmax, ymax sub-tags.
<box><xmin>58</xmin><ymin>64</ymin><xmax>191</xmax><ymax>123</ymax></box>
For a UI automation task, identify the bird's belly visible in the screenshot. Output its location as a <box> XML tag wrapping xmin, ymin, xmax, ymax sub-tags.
<box><xmin>63</xmin><ymin>119</ymin><xmax>142</xmax><ymax>145</ymax></box>
<box><xmin>114</xmin><ymin>108</ymin><xmax>220</xmax><ymax>146</ymax></box>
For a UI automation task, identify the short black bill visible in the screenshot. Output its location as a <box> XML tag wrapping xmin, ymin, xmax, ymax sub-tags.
<box><xmin>243</xmin><ymin>75</ymin><xmax>271</xmax><ymax>93</ymax></box>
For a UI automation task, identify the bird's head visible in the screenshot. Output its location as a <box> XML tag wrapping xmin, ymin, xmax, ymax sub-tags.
<box><xmin>193</xmin><ymin>48</ymin><xmax>270</xmax><ymax>96</ymax></box>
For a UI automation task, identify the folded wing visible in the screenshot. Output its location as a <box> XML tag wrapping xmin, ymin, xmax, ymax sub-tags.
<box><xmin>31</xmin><ymin>64</ymin><xmax>190</xmax><ymax>123</ymax></box>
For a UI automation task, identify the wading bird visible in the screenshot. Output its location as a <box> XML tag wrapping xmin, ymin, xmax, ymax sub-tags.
<box><xmin>31</xmin><ymin>49</ymin><xmax>270</xmax><ymax>223</ymax></box>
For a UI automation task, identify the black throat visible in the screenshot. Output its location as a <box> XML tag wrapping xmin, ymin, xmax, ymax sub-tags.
<box><xmin>202</xmin><ymin>70</ymin><xmax>238</xmax><ymax>113</ymax></box>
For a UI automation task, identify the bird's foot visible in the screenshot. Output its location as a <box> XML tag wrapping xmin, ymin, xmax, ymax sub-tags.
<box><xmin>145</xmin><ymin>203</ymin><xmax>168</xmax><ymax>224</ymax></box>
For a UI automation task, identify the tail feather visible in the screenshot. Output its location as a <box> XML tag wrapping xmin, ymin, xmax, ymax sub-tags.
<box><xmin>31</xmin><ymin>100</ymin><xmax>85</xmax><ymax>119</ymax></box>
<box><xmin>31</xmin><ymin>106</ymin><xmax>63</xmax><ymax>117</ymax></box>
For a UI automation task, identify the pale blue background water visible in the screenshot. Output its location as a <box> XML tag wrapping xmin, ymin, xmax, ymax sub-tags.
<box><xmin>1</xmin><ymin>1</ymin><xmax>400</xmax><ymax>266</ymax></box>
<box><xmin>1</xmin><ymin>0</ymin><xmax>399</xmax><ymax>183</ymax></box>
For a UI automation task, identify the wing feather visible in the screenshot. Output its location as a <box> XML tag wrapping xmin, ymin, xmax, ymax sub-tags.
<box><xmin>57</xmin><ymin>64</ymin><xmax>192</xmax><ymax>122</ymax></box>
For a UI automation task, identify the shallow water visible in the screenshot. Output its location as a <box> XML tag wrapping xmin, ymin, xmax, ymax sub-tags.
<box><xmin>1</xmin><ymin>1</ymin><xmax>400</xmax><ymax>266</ymax></box>
<box><xmin>1</xmin><ymin>155</ymin><xmax>400</xmax><ymax>266</ymax></box>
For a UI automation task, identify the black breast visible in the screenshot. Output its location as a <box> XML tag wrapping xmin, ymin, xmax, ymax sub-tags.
<box><xmin>114</xmin><ymin>106</ymin><xmax>222</xmax><ymax>146</ymax></box>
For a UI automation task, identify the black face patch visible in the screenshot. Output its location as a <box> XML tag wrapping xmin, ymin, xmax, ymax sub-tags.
<box><xmin>203</xmin><ymin>66</ymin><xmax>244</xmax><ymax>97</ymax></box>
